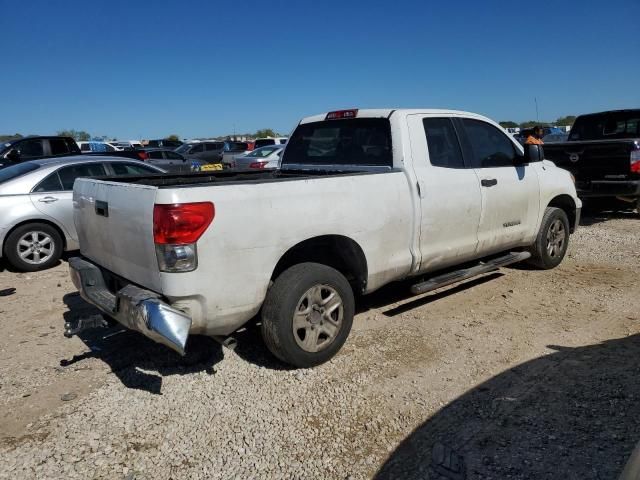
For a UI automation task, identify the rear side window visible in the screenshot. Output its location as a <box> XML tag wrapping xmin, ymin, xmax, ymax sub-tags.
<box><xmin>148</xmin><ymin>151</ymin><xmax>164</xmax><ymax>159</ymax></box>
<box><xmin>49</xmin><ymin>138</ymin><xmax>71</xmax><ymax>156</ymax></box>
<box><xmin>58</xmin><ymin>163</ymin><xmax>107</xmax><ymax>190</ymax></box>
<box><xmin>80</xmin><ymin>143</ymin><xmax>90</xmax><ymax>152</ymax></box>
<box><xmin>33</xmin><ymin>172</ymin><xmax>64</xmax><ymax>192</ymax></box>
<box><xmin>205</xmin><ymin>143</ymin><xmax>221</xmax><ymax>151</ymax></box>
<box><xmin>423</xmin><ymin>118</ymin><xmax>464</xmax><ymax>168</ymax></box>
<box><xmin>282</xmin><ymin>118</ymin><xmax>392</xmax><ymax>167</ymax></box>
<box><xmin>462</xmin><ymin>119</ymin><xmax>516</xmax><ymax>168</ymax></box>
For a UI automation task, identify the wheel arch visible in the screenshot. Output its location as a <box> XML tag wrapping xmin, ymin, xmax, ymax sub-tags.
<box><xmin>271</xmin><ymin>235</ymin><xmax>368</xmax><ymax>294</ymax></box>
<box><xmin>547</xmin><ymin>194</ymin><xmax>577</xmax><ymax>233</ymax></box>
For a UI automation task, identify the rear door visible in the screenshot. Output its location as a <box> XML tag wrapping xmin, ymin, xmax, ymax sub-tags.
<box><xmin>73</xmin><ymin>178</ymin><xmax>161</xmax><ymax>291</ymax></box>
<box><xmin>458</xmin><ymin>118</ymin><xmax>540</xmax><ymax>254</ymax></box>
<box><xmin>31</xmin><ymin>162</ymin><xmax>108</xmax><ymax>242</ymax></box>
<box><xmin>407</xmin><ymin>115</ymin><xmax>482</xmax><ymax>272</ymax></box>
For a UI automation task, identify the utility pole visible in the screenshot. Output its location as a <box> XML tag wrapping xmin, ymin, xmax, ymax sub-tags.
<box><xmin>534</xmin><ymin>97</ymin><xmax>539</xmax><ymax>122</ymax></box>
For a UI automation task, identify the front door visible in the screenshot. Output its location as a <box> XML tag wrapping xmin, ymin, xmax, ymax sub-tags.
<box><xmin>458</xmin><ymin>118</ymin><xmax>540</xmax><ymax>254</ymax></box>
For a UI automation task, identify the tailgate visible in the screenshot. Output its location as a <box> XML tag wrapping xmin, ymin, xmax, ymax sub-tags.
<box><xmin>73</xmin><ymin>178</ymin><xmax>162</xmax><ymax>292</ymax></box>
<box><xmin>545</xmin><ymin>140</ymin><xmax>633</xmax><ymax>180</ymax></box>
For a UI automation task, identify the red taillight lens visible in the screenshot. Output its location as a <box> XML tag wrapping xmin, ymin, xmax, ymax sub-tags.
<box><xmin>249</xmin><ymin>161</ymin><xmax>268</xmax><ymax>169</ymax></box>
<box><xmin>631</xmin><ymin>150</ymin><xmax>640</xmax><ymax>174</ymax></box>
<box><xmin>153</xmin><ymin>202</ymin><xmax>215</xmax><ymax>245</ymax></box>
<box><xmin>137</xmin><ymin>151</ymin><xmax>149</xmax><ymax>161</ymax></box>
<box><xmin>326</xmin><ymin>109</ymin><xmax>358</xmax><ymax>120</ymax></box>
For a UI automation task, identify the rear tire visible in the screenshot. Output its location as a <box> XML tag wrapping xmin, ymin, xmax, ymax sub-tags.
<box><xmin>3</xmin><ymin>223</ymin><xmax>63</xmax><ymax>272</ymax></box>
<box><xmin>261</xmin><ymin>262</ymin><xmax>355</xmax><ymax>368</ymax></box>
<box><xmin>527</xmin><ymin>207</ymin><xmax>570</xmax><ymax>270</ymax></box>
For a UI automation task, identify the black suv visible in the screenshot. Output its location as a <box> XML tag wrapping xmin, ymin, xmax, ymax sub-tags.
<box><xmin>0</xmin><ymin>136</ymin><xmax>80</xmax><ymax>168</ymax></box>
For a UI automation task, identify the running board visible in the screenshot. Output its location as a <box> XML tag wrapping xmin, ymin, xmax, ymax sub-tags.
<box><xmin>410</xmin><ymin>251</ymin><xmax>531</xmax><ymax>295</ymax></box>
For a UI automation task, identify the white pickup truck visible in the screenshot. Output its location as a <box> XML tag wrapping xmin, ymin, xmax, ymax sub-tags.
<box><xmin>68</xmin><ymin>109</ymin><xmax>581</xmax><ymax>368</ymax></box>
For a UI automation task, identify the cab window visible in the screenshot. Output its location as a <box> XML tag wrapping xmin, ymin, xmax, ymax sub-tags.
<box><xmin>423</xmin><ymin>118</ymin><xmax>465</xmax><ymax>168</ymax></box>
<box><xmin>462</xmin><ymin>119</ymin><xmax>516</xmax><ymax>168</ymax></box>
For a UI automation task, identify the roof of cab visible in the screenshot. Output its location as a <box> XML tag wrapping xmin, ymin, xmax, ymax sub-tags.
<box><xmin>299</xmin><ymin>108</ymin><xmax>493</xmax><ymax>124</ymax></box>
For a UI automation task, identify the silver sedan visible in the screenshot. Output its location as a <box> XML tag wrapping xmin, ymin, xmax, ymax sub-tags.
<box><xmin>230</xmin><ymin>145</ymin><xmax>283</xmax><ymax>170</ymax></box>
<box><xmin>0</xmin><ymin>156</ymin><xmax>164</xmax><ymax>272</ymax></box>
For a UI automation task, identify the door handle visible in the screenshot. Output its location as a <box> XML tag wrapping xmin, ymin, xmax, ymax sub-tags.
<box><xmin>481</xmin><ymin>178</ymin><xmax>498</xmax><ymax>187</ymax></box>
<box><xmin>38</xmin><ymin>196</ymin><xmax>59</xmax><ymax>203</ymax></box>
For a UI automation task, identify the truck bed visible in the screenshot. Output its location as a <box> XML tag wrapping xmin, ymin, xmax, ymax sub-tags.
<box><xmin>92</xmin><ymin>167</ymin><xmax>392</xmax><ymax>188</ymax></box>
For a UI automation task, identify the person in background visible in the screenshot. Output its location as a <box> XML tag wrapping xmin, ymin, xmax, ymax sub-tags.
<box><xmin>526</xmin><ymin>126</ymin><xmax>545</xmax><ymax>145</ymax></box>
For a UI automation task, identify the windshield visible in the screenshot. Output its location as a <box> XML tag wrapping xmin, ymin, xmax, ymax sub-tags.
<box><xmin>0</xmin><ymin>162</ymin><xmax>40</xmax><ymax>183</ymax></box>
<box><xmin>247</xmin><ymin>146</ymin><xmax>280</xmax><ymax>158</ymax></box>
<box><xmin>569</xmin><ymin>111</ymin><xmax>640</xmax><ymax>140</ymax></box>
<box><xmin>282</xmin><ymin>118</ymin><xmax>392</xmax><ymax>167</ymax></box>
<box><xmin>175</xmin><ymin>143</ymin><xmax>196</xmax><ymax>153</ymax></box>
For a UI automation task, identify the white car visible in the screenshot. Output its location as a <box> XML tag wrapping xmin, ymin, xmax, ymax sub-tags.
<box><xmin>69</xmin><ymin>108</ymin><xmax>581</xmax><ymax>368</ymax></box>
<box><xmin>254</xmin><ymin>137</ymin><xmax>288</xmax><ymax>149</ymax></box>
<box><xmin>77</xmin><ymin>141</ymin><xmax>122</xmax><ymax>152</ymax></box>
<box><xmin>231</xmin><ymin>145</ymin><xmax>283</xmax><ymax>169</ymax></box>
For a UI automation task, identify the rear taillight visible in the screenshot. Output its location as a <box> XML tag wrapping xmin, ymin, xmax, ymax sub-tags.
<box><xmin>153</xmin><ymin>202</ymin><xmax>215</xmax><ymax>245</ymax></box>
<box><xmin>249</xmin><ymin>161</ymin><xmax>268</xmax><ymax>169</ymax></box>
<box><xmin>631</xmin><ymin>149</ymin><xmax>640</xmax><ymax>174</ymax></box>
<box><xmin>153</xmin><ymin>202</ymin><xmax>214</xmax><ymax>273</ymax></box>
<box><xmin>137</xmin><ymin>151</ymin><xmax>149</xmax><ymax>161</ymax></box>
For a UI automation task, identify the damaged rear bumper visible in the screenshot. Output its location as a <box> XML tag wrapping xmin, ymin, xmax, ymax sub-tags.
<box><xmin>68</xmin><ymin>257</ymin><xmax>192</xmax><ymax>355</ymax></box>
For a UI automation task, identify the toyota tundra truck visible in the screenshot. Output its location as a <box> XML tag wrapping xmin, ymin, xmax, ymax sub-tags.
<box><xmin>68</xmin><ymin>109</ymin><xmax>581</xmax><ymax>368</ymax></box>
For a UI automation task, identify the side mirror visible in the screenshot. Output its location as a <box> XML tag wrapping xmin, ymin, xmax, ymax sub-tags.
<box><xmin>523</xmin><ymin>144</ymin><xmax>544</xmax><ymax>163</ymax></box>
<box><xmin>5</xmin><ymin>149</ymin><xmax>21</xmax><ymax>162</ymax></box>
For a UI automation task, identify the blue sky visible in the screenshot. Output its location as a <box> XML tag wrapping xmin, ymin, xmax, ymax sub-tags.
<box><xmin>2</xmin><ymin>0</ymin><xmax>639</xmax><ymax>139</ymax></box>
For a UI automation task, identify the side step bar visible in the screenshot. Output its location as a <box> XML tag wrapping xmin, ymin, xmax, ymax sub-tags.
<box><xmin>410</xmin><ymin>251</ymin><xmax>531</xmax><ymax>295</ymax></box>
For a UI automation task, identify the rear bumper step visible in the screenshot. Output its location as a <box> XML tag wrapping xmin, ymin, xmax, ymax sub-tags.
<box><xmin>68</xmin><ymin>257</ymin><xmax>192</xmax><ymax>355</ymax></box>
<box><xmin>411</xmin><ymin>251</ymin><xmax>531</xmax><ymax>295</ymax></box>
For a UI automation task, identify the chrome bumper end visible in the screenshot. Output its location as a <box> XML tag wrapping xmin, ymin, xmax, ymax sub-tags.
<box><xmin>68</xmin><ymin>257</ymin><xmax>192</xmax><ymax>355</ymax></box>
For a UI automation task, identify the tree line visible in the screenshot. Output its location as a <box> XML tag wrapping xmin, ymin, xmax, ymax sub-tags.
<box><xmin>1</xmin><ymin>128</ymin><xmax>283</xmax><ymax>143</ymax></box>
<box><xmin>499</xmin><ymin>116</ymin><xmax>576</xmax><ymax>129</ymax></box>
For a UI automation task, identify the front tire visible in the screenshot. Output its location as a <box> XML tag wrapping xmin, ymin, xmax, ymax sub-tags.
<box><xmin>527</xmin><ymin>207</ymin><xmax>570</xmax><ymax>270</ymax></box>
<box><xmin>261</xmin><ymin>262</ymin><xmax>355</xmax><ymax>368</ymax></box>
<box><xmin>3</xmin><ymin>223</ymin><xmax>63</xmax><ymax>272</ymax></box>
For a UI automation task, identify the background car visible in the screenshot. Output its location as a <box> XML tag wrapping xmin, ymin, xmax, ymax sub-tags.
<box><xmin>176</xmin><ymin>141</ymin><xmax>224</xmax><ymax>163</ymax></box>
<box><xmin>0</xmin><ymin>136</ymin><xmax>80</xmax><ymax>168</ymax></box>
<box><xmin>145</xmin><ymin>138</ymin><xmax>184</xmax><ymax>149</ymax></box>
<box><xmin>253</xmin><ymin>137</ymin><xmax>288</xmax><ymax>148</ymax></box>
<box><xmin>220</xmin><ymin>140</ymin><xmax>250</xmax><ymax>165</ymax></box>
<box><xmin>0</xmin><ymin>156</ymin><xmax>164</xmax><ymax>272</ymax></box>
<box><xmin>77</xmin><ymin>141</ymin><xmax>122</xmax><ymax>152</ymax></box>
<box><xmin>228</xmin><ymin>145</ymin><xmax>283</xmax><ymax>169</ymax></box>
<box><xmin>112</xmin><ymin>140</ymin><xmax>143</xmax><ymax>150</ymax></box>
<box><xmin>145</xmin><ymin>148</ymin><xmax>193</xmax><ymax>172</ymax></box>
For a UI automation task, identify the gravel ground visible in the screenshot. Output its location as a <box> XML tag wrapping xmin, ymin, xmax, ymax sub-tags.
<box><xmin>0</xmin><ymin>211</ymin><xmax>639</xmax><ymax>479</ymax></box>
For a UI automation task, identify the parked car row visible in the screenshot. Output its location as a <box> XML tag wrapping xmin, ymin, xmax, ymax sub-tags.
<box><xmin>0</xmin><ymin>157</ymin><xmax>164</xmax><ymax>271</ymax></box>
